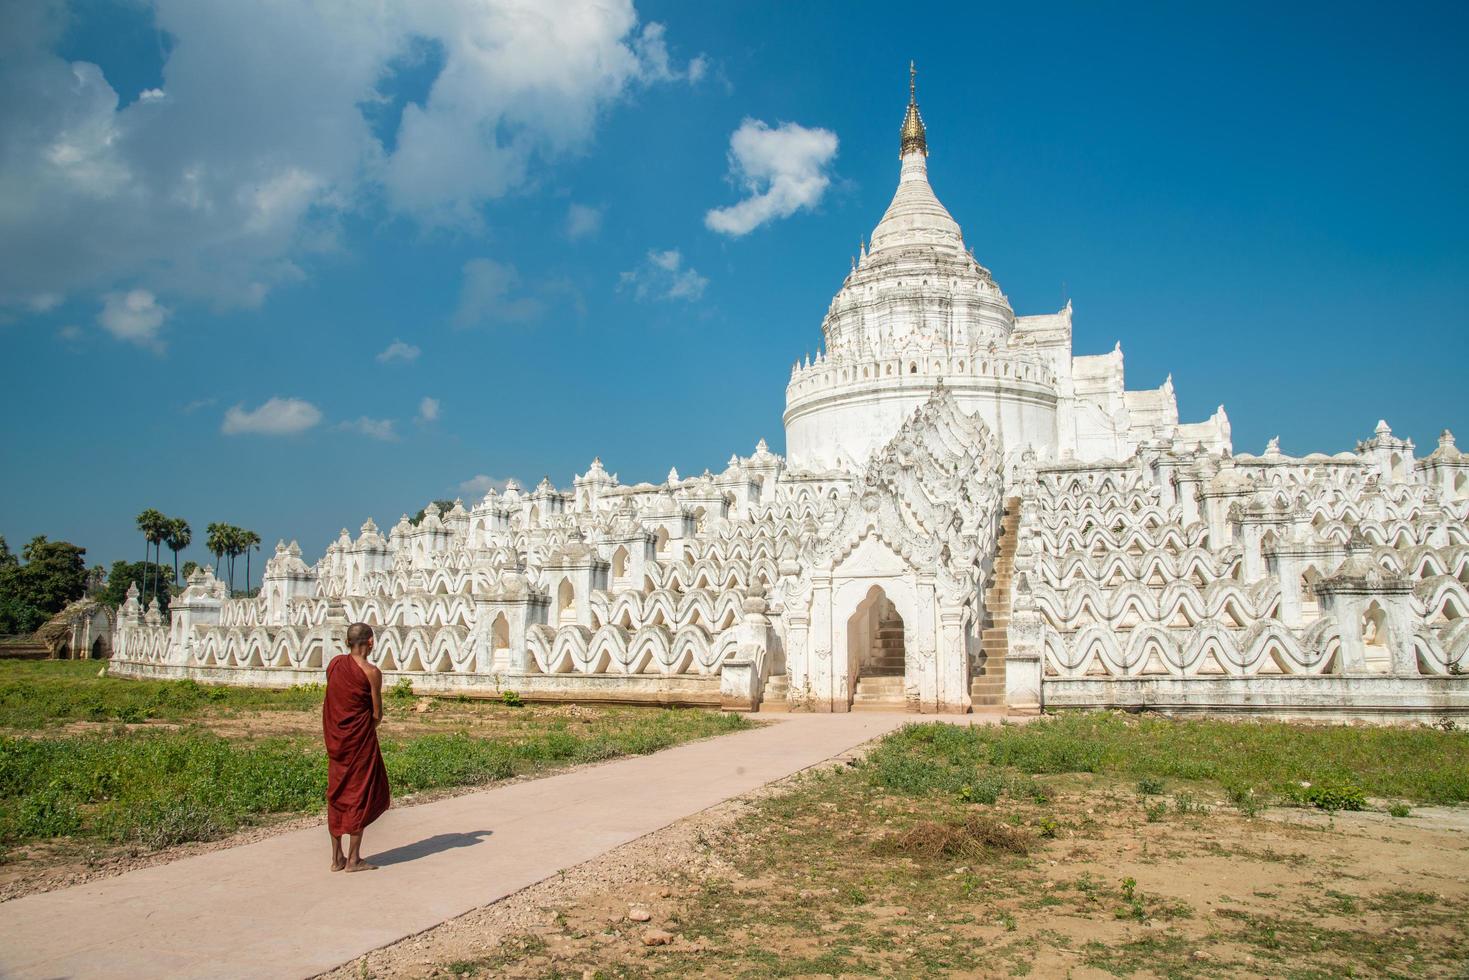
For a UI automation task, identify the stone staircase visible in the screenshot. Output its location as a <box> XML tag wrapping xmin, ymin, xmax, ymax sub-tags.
<box><xmin>758</xmin><ymin>672</ymin><xmax>789</xmax><ymax>712</ymax></box>
<box><xmin>853</xmin><ymin>615</ymin><xmax>906</xmax><ymax>710</ymax></box>
<box><xmin>852</xmin><ymin>674</ymin><xmax>905</xmax><ymax>710</ymax></box>
<box><xmin>0</xmin><ymin>636</ymin><xmax>51</xmax><ymax>660</ymax></box>
<box><xmin>971</xmin><ymin>498</ymin><xmax>1021</xmax><ymax>708</ymax></box>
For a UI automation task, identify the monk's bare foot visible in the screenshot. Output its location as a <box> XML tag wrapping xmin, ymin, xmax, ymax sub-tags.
<box><xmin>344</xmin><ymin>860</ymin><xmax>378</xmax><ymax>873</ymax></box>
<box><xmin>331</xmin><ymin>858</ymin><xmax>346</xmax><ymax>872</ymax></box>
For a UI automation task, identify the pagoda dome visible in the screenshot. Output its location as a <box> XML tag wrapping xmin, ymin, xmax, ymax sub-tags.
<box><xmin>818</xmin><ymin>64</ymin><xmax>1014</xmax><ymax>360</ymax></box>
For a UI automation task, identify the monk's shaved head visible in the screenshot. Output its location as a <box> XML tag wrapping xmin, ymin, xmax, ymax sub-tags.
<box><xmin>346</xmin><ymin>622</ymin><xmax>374</xmax><ymax>649</ymax></box>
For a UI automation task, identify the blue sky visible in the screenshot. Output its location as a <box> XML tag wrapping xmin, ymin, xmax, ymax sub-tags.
<box><xmin>2</xmin><ymin>0</ymin><xmax>1465</xmax><ymax>573</ymax></box>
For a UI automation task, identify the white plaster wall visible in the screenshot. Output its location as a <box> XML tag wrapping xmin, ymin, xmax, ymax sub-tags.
<box><xmin>785</xmin><ymin>375</ymin><xmax>1057</xmax><ymax>472</ymax></box>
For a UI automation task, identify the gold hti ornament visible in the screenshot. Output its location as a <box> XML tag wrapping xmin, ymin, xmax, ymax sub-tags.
<box><xmin>900</xmin><ymin>60</ymin><xmax>927</xmax><ymax>157</ymax></box>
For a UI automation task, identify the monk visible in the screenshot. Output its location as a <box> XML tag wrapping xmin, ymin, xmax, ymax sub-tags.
<box><xmin>323</xmin><ymin>622</ymin><xmax>391</xmax><ymax>872</ymax></box>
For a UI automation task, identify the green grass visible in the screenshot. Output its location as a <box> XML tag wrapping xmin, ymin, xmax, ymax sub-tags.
<box><xmin>441</xmin><ymin>715</ymin><xmax>1469</xmax><ymax>978</ymax></box>
<box><xmin>0</xmin><ymin>659</ymin><xmax>325</xmax><ymax>728</ymax></box>
<box><xmin>0</xmin><ymin>698</ymin><xmax>748</xmax><ymax>853</ymax></box>
<box><xmin>866</xmin><ymin>714</ymin><xmax>1469</xmax><ymax>805</ymax></box>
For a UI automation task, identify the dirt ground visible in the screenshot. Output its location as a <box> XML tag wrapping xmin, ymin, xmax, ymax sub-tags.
<box><xmin>323</xmin><ymin>748</ymin><xmax>1469</xmax><ymax>979</ymax></box>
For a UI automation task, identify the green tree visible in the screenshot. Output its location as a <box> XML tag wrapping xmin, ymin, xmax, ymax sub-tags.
<box><xmin>206</xmin><ymin>522</ymin><xmax>229</xmax><ymax>577</ymax></box>
<box><xmin>181</xmin><ymin>560</ymin><xmax>200</xmax><ymax>581</ymax></box>
<box><xmin>19</xmin><ymin>536</ymin><xmax>88</xmax><ymax>616</ymax></box>
<box><xmin>410</xmin><ymin>500</ymin><xmax>458</xmax><ymax>525</ymax></box>
<box><xmin>217</xmin><ymin>524</ymin><xmax>248</xmax><ymax>595</ymax></box>
<box><xmin>0</xmin><ymin>536</ymin><xmax>30</xmax><ymax>634</ymax></box>
<box><xmin>135</xmin><ymin>508</ymin><xmax>168</xmax><ymax>604</ymax></box>
<box><xmin>0</xmin><ymin>536</ymin><xmax>89</xmax><ymax>634</ymax></box>
<box><xmin>99</xmin><ymin>560</ymin><xmax>174</xmax><ymax>617</ymax></box>
<box><xmin>165</xmin><ymin>517</ymin><xmax>192</xmax><ymax>587</ymax></box>
<box><xmin>240</xmin><ymin>529</ymin><xmax>262</xmax><ymax>595</ymax></box>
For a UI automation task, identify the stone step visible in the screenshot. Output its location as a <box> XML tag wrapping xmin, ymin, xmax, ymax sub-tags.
<box><xmin>857</xmin><ymin>674</ymin><xmax>905</xmax><ymax>687</ymax></box>
<box><xmin>971</xmin><ymin>693</ymin><xmax>1007</xmax><ymax>707</ymax></box>
<box><xmin>981</xmin><ymin>629</ymin><xmax>1010</xmax><ymax>642</ymax></box>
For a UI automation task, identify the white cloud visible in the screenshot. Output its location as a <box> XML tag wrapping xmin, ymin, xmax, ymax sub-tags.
<box><xmin>452</xmin><ymin>258</ymin><xmax>545</xmax><ymax>328</ymax></box>
<box><xmin>376</xmin><ymin>338</ymin><xmax>421</xmax><ymax>364</ymax></box>
<box><xmin>0</xmin><ymin>0</ymin><xmax>702</xmax><ymax>310</ymax></box>
<box><xmin>221</xmin><ymin>397</ymin><xmax>323</xmax><ymax>436</ymax></box>
<box><xmin>566</xmin><ymin>202</ymin><xmax>603</xmax><ymax>240</ymax></box>
<box><xmin>182</xmin><ymin>397</ymin><xmax>217</xmax><ymax>414</ymax></box>
<box><xmin>418</xmin><ymin>396</ymin><xmax>440</xmax><ymax>422</ymax></box>
<box><xmin>28</xmin><ymin>293</ymin><xmax>61</xmax><ymax>313</ymax></box>
<box><xmin>458</xmin><ymin>473</ymin><xmax>510</xmax><ymax>496</ymax></box>
<box><xmin>340</xmin><ymin>416</ymin><xmax>398</xmax><ymax>441</ymax></box>
<box><xmin>97</xmin><ymin>289</ymin><xmax>170</xmax><ymax>349</ymax></box>
<box><xmin>619</xmin><ymin>248</ymin><xmax>708</xmax><ymax>302</ymax></box>
<box><xmin>704</xmin><ymin>119</ymin><xmax>839</xmax><ymax>236</ymax></box>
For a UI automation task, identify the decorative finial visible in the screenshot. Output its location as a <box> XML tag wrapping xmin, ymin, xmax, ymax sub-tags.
<box><xmin>899</xmin><ymin>61</ymin><xmax>927</xmax><ymax>157</ymax></box>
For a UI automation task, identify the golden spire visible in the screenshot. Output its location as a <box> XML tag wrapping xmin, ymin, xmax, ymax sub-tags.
<box><xmin>899</xmin><ymin>60</ymin><xmax>927</xmax><ymax>157</ymax></box>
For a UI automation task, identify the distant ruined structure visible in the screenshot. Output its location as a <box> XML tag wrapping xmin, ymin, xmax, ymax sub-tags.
<box><xmin>112</xmin><ymin>68</ymin><xmax>1469</xmax><ymax>722</ymax></box>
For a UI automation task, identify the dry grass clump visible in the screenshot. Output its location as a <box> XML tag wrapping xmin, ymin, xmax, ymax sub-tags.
<box><xmin>877</xmin><ymin>812</ymin><xmax>1032</xmax><ymax>859</ymax></box>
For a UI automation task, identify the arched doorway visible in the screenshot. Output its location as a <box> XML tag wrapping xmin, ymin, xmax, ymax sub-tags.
<box><xmin>556</xmin><ymin>579</ymin><xmax>577</xmax><ymax>625</ymax></box>
<box><xmin>847</xmin><ymin>584</ymin><xmax>905</xmax><ymax>707</ymax></box>
<box><xmin>90</xmin><ymin>636</ymin><xmax>108</xmax><ymax>660</ymax></box>
<box><xmin>490</xmin><ymin>613</ymin><xmax>510</xmax><ymax>659</ymax></box>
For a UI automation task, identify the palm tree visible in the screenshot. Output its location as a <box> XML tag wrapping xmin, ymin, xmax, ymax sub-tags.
<box><xmin>241</xmin><ymin>529</ymin><xmax>262</xmax><ymax>595</ymax></box>
<box><xmin>165</xmin><ymin>517</ymin><xmax>192</xmax><ymax>587</ymax></box>
<box><xmin>206</xmin><ymin>522</ymin><xmax>229</xmax><ymax>578</ymax></box>
<box><xmin>224</xmin><ymin>525</ymin><xmax>246</xmax><ymax>595</ymax></box>
<box><xmin>135</xmin><ymin>508</ymin><xmax>167</xmax><ymax>603</ymax></box>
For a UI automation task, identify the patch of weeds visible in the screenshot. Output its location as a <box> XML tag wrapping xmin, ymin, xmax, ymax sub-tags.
<box><xmin>1363</xmin><ymin>889</ymin><xmax>1436</xmax><ymax>913</ymax></box>
<box><xmin>1035</xmin><ymin>815</ymin><xmax>1060</xmax><ymax>838</ymax></box>
<box><xmin>1387</xmin><ymin>802</ymin><xmax>1411</xmax><ymax>818</ymax></box>
<box><xmin>1144</xmin><ymin>801</ymin><xmax>1168</xmax><ymax>823</ymax></box>
<box><xmin>1285</xmin><ymin>779</ymin><xmax>1366</xmax><ymax>812</ymax></box>
<box><xmin>499</xmin><ymin>690</ymin><xmax>523</xmax><ymax>708</ymax></box>
<box><xmin>1135</xmin><ymin>775</ymin><xmax>1164</xmax><ymax>796</ymax></box>
<box><xmin>958</xmin><ymin>773</ymin><xmax>1004</xmax><ymax>805</ymax></box>
<box><xmin>1225</xmin><ymin>781</ymin><xmax>1264</xmax><ymax>817</ymax></box>
<box><xmin>1115</xmin><ymin>876</ymin><xmax>1148</xmax><ymax>922</ymax></box>
<box><xmin>1172</xmin><ymin>792</ymin><xmax>1205</xmax><ymax>815</ymax></box>
<box><xmin>387</xmin><ymin>677</ymin><xmax>415</xmax><ymax>703</ymax></box>
<box><xmin>1082</xmin><ymin>932</ymin><xmax>1196</xmax><ymax>976</ymax></box>
<box><xmin>114</xmin><ymin>704</ymin><xmax>148</xmax><ymax>724</ymax></box>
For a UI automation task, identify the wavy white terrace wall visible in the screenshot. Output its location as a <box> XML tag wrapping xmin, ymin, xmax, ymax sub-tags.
<box><xmin>1003</xmin><ymin>439</ymin><xmax>1469</xmax><ymax>722</ymax></box>
<box><xmin>108</xmin><ymin>77</ymin><xmax>1469</xmax><ymax>720</ymax></box>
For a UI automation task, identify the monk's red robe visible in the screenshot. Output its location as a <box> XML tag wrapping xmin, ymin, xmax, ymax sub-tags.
<box><xmin>323</xmin><ymin>654</ymin><xmax>391</xmax><ymax>836</ymax></box>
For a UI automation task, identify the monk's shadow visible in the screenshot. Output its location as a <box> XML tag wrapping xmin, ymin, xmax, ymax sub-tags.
<box><xmin>369</xmin><ymin>830</ymin><xmax>494</xmax><ymax>867</ymax></box>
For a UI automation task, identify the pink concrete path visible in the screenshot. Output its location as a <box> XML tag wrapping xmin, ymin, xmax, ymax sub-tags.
<box><xmin>0</xmin><ymin>712</ymin><xmax>956</xmax><ymax>979</ymax></box>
